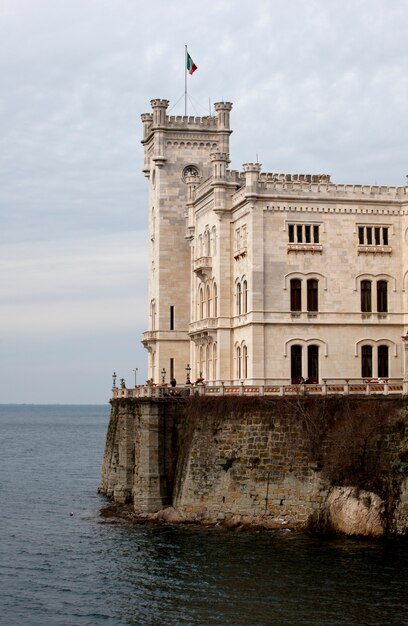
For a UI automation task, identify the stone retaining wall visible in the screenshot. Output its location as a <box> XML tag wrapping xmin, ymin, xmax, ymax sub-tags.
<box><xmin>99</xmin><ymin>396</ymin><xmax>408</xmax><ymax>535</ymax></box>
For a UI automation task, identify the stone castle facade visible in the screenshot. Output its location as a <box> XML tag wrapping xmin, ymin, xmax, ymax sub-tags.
<box><xmin>141</xmin><ymin>98</ymin><xmax>408</xmax><ymax>386</ymax></box>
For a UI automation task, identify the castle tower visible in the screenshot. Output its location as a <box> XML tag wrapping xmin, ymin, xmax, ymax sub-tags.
<box><xmin>141</xmin><ymin>99</ymin><xmax>233</xmax><ymax>384</ymax></box>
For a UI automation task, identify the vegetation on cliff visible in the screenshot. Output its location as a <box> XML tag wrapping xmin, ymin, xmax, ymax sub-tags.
<box><xmin>177</xmin><ymin>395</ymin><xmax>408</xmax><ymax>533</ymax></box>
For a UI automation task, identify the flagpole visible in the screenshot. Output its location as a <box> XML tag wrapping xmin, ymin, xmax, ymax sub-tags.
<box><xmin>184</xmin><ymin>44</ymin><xmax>187</xmax><ymax>116</ymax></box>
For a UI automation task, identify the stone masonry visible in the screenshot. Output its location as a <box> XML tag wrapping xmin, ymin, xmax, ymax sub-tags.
<box><xmin>99</xmin><ymin>396</ymin><xmax>408</xmax><ymax>535</ymax></box>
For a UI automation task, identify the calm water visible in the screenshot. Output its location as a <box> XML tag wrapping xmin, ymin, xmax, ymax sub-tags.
<box><xmin>1</xmin><ymin>405</ymin><xmax>408</xmax><ymax>626</ymax></box>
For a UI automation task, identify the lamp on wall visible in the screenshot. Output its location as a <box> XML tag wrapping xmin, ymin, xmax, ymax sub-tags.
<box><xmin>161</xmin><ymin>368</ymin><xmax>166</xmax><ymax>384</ymax></box>
<box><xmin>185</xmin><ymin>363</ymin><xmax>191</xmax><ymax>384</ymax></box>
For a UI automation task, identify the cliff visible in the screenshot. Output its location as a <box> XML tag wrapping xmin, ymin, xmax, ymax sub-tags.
<box><xmin>99</xmin><ymin>396</ymin><xmax>408</xmax><ymax>536</ymax></box>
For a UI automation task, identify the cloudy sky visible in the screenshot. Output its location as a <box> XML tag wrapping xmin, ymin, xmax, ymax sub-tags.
<box><xmin>1</xmin><ymin>0</ymin><xmax>408</xmax><ymax>403</ymax></box>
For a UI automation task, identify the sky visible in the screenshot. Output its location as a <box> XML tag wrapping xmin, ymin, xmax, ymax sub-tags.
<box><xmin>1</xmin><ymin>0</ymin><xmax>408</xmax><ymax>403</ymax></box>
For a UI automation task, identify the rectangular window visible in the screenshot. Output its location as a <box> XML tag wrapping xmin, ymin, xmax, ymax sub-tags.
<box><xmin>288</xmin><ymin>224</ymin><xmax>294</xmax><ymax>242</ymax></box>
<box><xmin>358</xmin><ymin>225</ymin><xmax>390</xmax><ymax>246</ymax></box>
<box><xmin>242</xmin><ymin>224</ymin><xmax>247</xmax><ymax>247</ymax></box>
<box><xmin>170</xmin><ymin>358</ymin><xmax>174</xmax><ymax>380</ymax></box>
<box><xmin>235</xmin><ymin>227</ymin><xmax>240</xmax><ymax>250</ymax></box>
<box><xmin>170</xmin><ymin>305</ymin><xmax>174</xmax><ymax>330</ymax></box>
<box><xmin>288</xmin><ymin>223</ymin><xmax>320</xmax><ymax>244</ymax></box>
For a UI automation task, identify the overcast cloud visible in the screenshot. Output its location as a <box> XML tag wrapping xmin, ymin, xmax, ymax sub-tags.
<box><xmin>1</xmin><ymin>0</ymin><xmax>408</xmax><ymax>403</ymax></box>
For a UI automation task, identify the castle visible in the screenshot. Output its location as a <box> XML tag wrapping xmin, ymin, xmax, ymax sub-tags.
<box><xmin>141</xmin><ymin>98</ymin><xmax>408</xmax><ymax>387</ymax></box>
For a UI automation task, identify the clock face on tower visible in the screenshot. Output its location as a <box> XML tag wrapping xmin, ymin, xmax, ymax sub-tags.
<box><xmin>183</xmin><ymin>165</ymin><xmax>199</xmax><ymax>180</ymax></box>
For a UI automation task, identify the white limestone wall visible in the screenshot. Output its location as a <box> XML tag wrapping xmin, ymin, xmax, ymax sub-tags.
<box><xmin>143</xmin><ymin>105</ymin><xmax>227</xmax><ymax>384</ymax></box>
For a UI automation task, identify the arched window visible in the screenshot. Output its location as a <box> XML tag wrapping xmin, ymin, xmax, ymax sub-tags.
<box><xmin>361</xmin><ymin>345</ymin><xmax>373</xmax><ymax>378</ymax></box>
<box><xmin>199</xmin><ymin>287</ymin><xmax>204</xmax><ymax>320</ymax></box>
<box><xmin>307</xmin><ymin>279</ymin><xmax>318</xmax><ymax>312</ymax></box>
<box><xmin>242</xmin><ymin>344</ymin><xmax>248</xmax><ymax>378</ymax></box>
<box><xmin>199</xmin><ymin>346</ymin><xmax>204</xmax><ymax>377</ymax></box>
<box><xmin>237</xmin><ymin>346</ymin><xmax>242</xmax><ymax>379</ymax></box>
<box><xmin>206</xmin><ymin>344</ymin><xmax>211</xmax><ymax>380</ymax></box>
<box><xmin>242</xmin><ymin>280</ymin><xmax>248</xmax><ymax>314</ymax></box>
<box><xmin>150</xmin><ymin>299</ymin><xmax>156</xmax><ymax>331</ymax></box>
<box><xmin>212</xmin><ymin>343</ymin><xmax>217</xmax><ymax>380</ymax></box>
<box><xmin>361</xmin><ymin>280</ymin><xmax>372</xmax><ymax>312</ymax></box>
<box><xmin>377</xmin><ymin>281</ymin><xmax>388</xmax><ymax>313</ymax></box>
<box><xmin>206</xmin><ymin>284</ymin><xmax>211</xmax><ymax>318</ymax></box>
<box><xmin>212</xmin><ymin>226</ymin><xmax>216</xmax><ymax>255</ymax></box>
<box><xmin>236</xmin><ymin>282</ymin><xmax>242</xmax><ymax>315</ymax></box>
<box><xmin>291</xmin><ymin>345</ymin><xmax>302</xmax><ymax>383</ymax></box>
<box><xmin>378</xmin><ymin>345</ymin><xmax>389</xmax><ymax>378</ymax></box>
<box><xmin>307</xmin><ymin>345</ymin><xmax>319</xmax><ymax>382</ymax></box>
<box><xmin>205</xmin><ymin>230</ymin><xmax>211</xmax><ymax>256</ymax></box>
<box><xmin>290</xmin><ymin>279</ymin><xmax>301</xmax><ymax>312</ymax></box>
<box><xmin>213</xmin><ymin>283</ymin><xmax>218</xmax><ymax>317</ymax></box>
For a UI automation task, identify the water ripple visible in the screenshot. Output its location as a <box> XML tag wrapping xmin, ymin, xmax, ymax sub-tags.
<box><xmin>0</xmin><ymin>405</ymin><xmax>407</xmax><ymax>626</ymax></box>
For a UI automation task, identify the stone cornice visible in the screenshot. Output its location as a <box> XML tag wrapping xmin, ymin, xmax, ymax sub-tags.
<box><xmin>264</xmin><ymin>202</ymin><xmax>404</xmax><ymax>215</ymax></box>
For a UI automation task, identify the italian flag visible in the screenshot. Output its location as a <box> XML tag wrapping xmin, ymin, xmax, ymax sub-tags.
<box><xmin>186</xmin><ymin>52</ymin><xmax>197</xmax><ymax>75</ymax></box>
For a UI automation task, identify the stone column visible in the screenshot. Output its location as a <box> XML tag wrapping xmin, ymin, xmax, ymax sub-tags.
<box><xmin>402</xmin><ymin>334</ymin><xmax>408</xmax><ymax>395</ymax></box>
<box><xmin>132</xmin><ymin>401</ymin><xmax>169</xmax><ymax>513</ymax></box>
<box><xmin>113</xmin><ymin>409</ymin><xmax>136</xmax><ymax>504</ymax></box>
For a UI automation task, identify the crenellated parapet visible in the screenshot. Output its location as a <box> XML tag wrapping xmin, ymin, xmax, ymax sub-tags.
<box><xmin>234</xmin><ymin>166</ymin><xmax>408</xmax><ymax>202</ymax></box>
<box><xmin>141</xmin><ymin>99</ymin><xmax>233</xmax><ymax>138</ymax></box>
<box><xmin>165</xmin><ymin>115</ymin><xmax>217</xmax><ymax>129</ymax></box>
<box><xmin>259</xmin><ymin>179</ymin><xmax>408</xmax><ymax>200</ymax></box>
<box><xmin>259</xmin><ymin>172</ymin><xmax>331</xmax><ymax>183</ymax></box>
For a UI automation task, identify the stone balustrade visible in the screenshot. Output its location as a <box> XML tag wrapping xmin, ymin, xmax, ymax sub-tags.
<box><xmin>111</xmin><ymin>378</ymin><xmax>406</xmax><ymax>400</ymax></box>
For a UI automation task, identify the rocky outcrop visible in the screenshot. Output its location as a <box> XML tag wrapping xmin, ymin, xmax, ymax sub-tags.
<box><xmin>394</xmin><ymin>477</ymin><xmax>408</xmax><ymax>534</ymax></box>
<box><xmin>322</xmin><ymin>487</ymin><xmax>385</xmax><ymax>537</ymax></box>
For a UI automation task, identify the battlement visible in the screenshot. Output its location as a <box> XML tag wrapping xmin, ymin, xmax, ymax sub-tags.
<box><xmin>259</xmin><ymin>178</ymin><xmax>408</xmax><ymax>199</ymax></box>
<box><xmin>259</xmin><ymin>172</ymin><xmax>331</xmax><ymax>183</ymax></box>
<box><xmin>166</xmin><ymin>115</ymin><xmax>217</xmax><ymax>128</ymax></box>
<box><xmin>141</xmin><ymin>98</ymin><xmax>232</xmax><ymax>137</ymax></box>
<box><xmin>240</xmin><ymin>170</ymin><xmax>408</xmax><ymax>200</ymax></box>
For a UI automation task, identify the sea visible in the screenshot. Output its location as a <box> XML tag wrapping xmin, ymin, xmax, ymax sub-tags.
<box><xmin>1</xmin><ymin>404</ymin><xmax>408</xmax><ymax>626</ymax></box>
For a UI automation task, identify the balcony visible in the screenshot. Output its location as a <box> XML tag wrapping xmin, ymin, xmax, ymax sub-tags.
<box><xmin>357</xmin><ymin>245</ymin><xmax>392</xmax><ymax>255</ymax></box>
<box><xmin>188</xmin><ymin>318</ymin><xmax>218</xmax><ymax>343</ymax></box>
<box><xmin>142</xmin><ymin>330</ymin><xmax>157</xmax><ymax>350</ymax></box>
<box><xmin>194</xmin><ymin>256</ymin><xmax>212</xmax><ymax>280</ymax></box>
<box><xmin>233</xmin><ymin>246</ymin><xmax>248</xmax><ymax>261</ymax></box>
<box><xmin>287</xmin><ymin>244</ymin><xmax>323</xmax><ymax>255</ymax></box>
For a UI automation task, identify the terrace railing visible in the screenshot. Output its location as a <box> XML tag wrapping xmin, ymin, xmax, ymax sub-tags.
<box><xmin>111</xmin><ymin>378</ymin><xmax>406</xmax><ymax>400</ymax></box>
